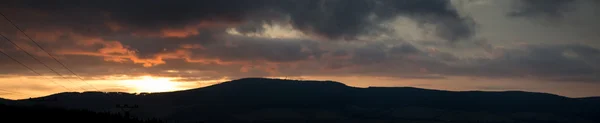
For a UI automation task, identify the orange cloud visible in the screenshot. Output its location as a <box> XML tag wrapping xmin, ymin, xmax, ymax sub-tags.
<box><xmin>105</xmin><ymin>21</ymin><xmax>123</xmax><ymax>32</ymax></box>
<box><xmin>180</xmin><ymin>44</ymin><xmax>205</xmax><ymax>49</ymax></box>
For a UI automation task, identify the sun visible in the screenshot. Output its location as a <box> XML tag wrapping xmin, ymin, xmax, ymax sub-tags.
<box><xmin>121</xmin><ymin>76</ymin><xmax>180</xmax><ymax>93</ymax></box>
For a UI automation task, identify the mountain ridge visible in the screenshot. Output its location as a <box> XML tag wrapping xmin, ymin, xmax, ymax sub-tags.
<box><xmin>19</xmin><ymin>78</ymin><xmax>597</xmax><ymax>100</ymax></box>
<box><xmin>3</xmin><ymin>78</ymin><xmax>599</xmax><ymax>123</ymax></box>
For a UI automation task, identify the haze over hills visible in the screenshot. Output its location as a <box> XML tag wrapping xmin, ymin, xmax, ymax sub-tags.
<box><xmin>2</xmin><ymin>78</ymin><xmax>600</xmax><ymax>123</ymax></box>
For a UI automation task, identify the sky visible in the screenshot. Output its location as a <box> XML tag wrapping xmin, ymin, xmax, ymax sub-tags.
<box><xmin>1</xmin><ymin>0</ymin><xmax>599</xmax><ymax>99</ymax></box>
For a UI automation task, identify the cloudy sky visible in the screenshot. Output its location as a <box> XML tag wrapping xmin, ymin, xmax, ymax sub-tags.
<box><xmin>1</xmin><ymin>0</ymin><xmax>599</xmax><ymax>99</ymax></box>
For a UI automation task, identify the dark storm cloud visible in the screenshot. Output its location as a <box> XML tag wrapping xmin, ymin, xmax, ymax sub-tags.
<box><xmin>109</xmin><ymin>28</ymin><xmax>226</xmax><ymax>59</ymax></box>
<box><xmin>0</xmin><ymin>0</ymin><xmax>475</xmax><ymax>71</ymax></box>
<box><xmin>378</xmin><ymin>0</ymin><xmax>475</xmax><ymax>41</ymax></box>
<box><xmin>330</xmin><ymin>50</ymin><xmax>350</xmax><ymax>57</ymax></box>
<box><xmin>3</xmin><ymin>0</ymin><xmax>597</xmax><ymax>82</ymax></box>
<box><xmin>0</xmin><ymin>52</ymin><xmax>140</xmax><ymax>77</ymax></box>
<box><xmin>2</xmin><ymin>0</ymin><xmax>268</xmax><ymax>29</ymax></box>
<box><xmin>350</xmin><ymin>43</ymin><xmax>388</xmax><ymax>65</ymax></box>
<box><xmin>0</xmin><ymin>53</ymin><xmax>34</xmax><ymax>75</ymax></box>
<box><xmin>445</xmin><ymin>44</ymin><xmax>600</xmax><ymax>82</ymax></box>
<box><xmin>315</xmin><ymin>43</ymin><xmax>600</xmax><ymax>82</ymax></box>
<box><xmin>516</xmin><ymin>45</ymin><xmax>598</xmax><ymax>76</ymax></box>
<box><xmin>189</xmin><ymin>36</ymin><xmax>321</xmax><ymax>63</ymax></box>
<box><xmin>272</xmin><ymin>0</ymin><xmax>475</xmax><ymax>41</ymax></box>
<box><xmin>389</xmin><ymin>43</ymin><xmax>421</xmax><ymax>54</ymax></box>
<box><xmin>3</xmin><ymin>33</ymin><xmax>599</xmax><ymax>83</ymax></box>
<box><xmin>508</xmin><ymin>0</ymin><xmax>576</xmax><ymax>18</ymax></box>
<box><xmin>318</xmin><ymin>42</ymin><xmax>442</xmax><ymax>75</ymax></box>
<box><xmin>2</xmin><ymin>0</ymin><xmax>474</xmax><ymax>41</ymax></box>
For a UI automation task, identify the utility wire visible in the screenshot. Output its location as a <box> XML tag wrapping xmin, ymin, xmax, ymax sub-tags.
<box><xmin>0</xmin><ymin>49</ymin><xmax>72</xmax><ymax>92</ymax></box>
<box><xmin>0</xmin><ymin>33</ymin><xmax>87</xmax><ymax>91</ymax></box>
<box><xmin>0</xmin><ymin>11</ymin><xmax>99</xmax><ymax>91</ymax></box>
<box><xmin>0</xmin><ymin>88</ymin><xmax>31</xmax><ymax>97</ymax></box>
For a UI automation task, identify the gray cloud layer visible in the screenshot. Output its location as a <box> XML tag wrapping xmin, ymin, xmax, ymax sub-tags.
<box><xmin>508</xmin><ymin>0</ymin><xmax>576</xmax><ymax>18</ymax></box>
<box><xmin>0</xmin><ymin>0</ymin><xmax>599</xmax><ymax>85</ymax></box>
<box><xmin>2</xmin><ymin>0</ymin><xmax>474</xmax><ymax>41</ymax></box>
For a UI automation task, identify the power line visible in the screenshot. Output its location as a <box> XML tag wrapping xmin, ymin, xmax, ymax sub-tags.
<box><xmin>0</xmin><ymin>33</ymin><xmax>87</xmax><ymax>92</ymax></box>
<box><xmin>0</xmin><ymin>11</ymin><xmax>99</xmax><ymax>91</ymax></box>
<box><xmin>0</xmin><ymin>49</ymin><xmax>72</xmax><ymax>92</ymax></box>
<box><xmin>0</xmin><ymin>88</ymin><xmax>31</xmax><ymax>97</ymax></box>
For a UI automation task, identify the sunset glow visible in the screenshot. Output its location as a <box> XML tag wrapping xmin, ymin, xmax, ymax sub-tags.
<box><xmin>121</xmin><ymin>76</ymin><xmax>181</xmax><ymax>93</ymax></box>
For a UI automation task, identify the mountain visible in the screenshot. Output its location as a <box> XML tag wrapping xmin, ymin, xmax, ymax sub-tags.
<box><xmin>5</xmin><ymin>78</ymin><xmax>600</xmax><ymax>123</ymax></box>
<box><xmin>0</xmin><ymin>98</ymin><xmax>11</xmax><ymax>104</ymax></box>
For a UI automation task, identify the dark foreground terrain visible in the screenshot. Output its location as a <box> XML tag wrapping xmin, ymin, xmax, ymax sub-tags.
<box><xmin>0</xmin><ymin>104</ymin><xmax>162</xmax><ymax>123</ymax></box>
<box><xmin>2</xmin><ymin>78</ymin><xmax>600</xmax><ymax>123</ymax></box>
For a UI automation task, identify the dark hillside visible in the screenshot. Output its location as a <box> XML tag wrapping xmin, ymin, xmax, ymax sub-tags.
<box><xmin>0</xmin><ymin>104</ymin><xmax>162</xmax><ymax>123</ymax></box>
<box><xmin>4</xmin><ymin>78</ymin><xmax>600</xmax><ymax>123</ymax></box>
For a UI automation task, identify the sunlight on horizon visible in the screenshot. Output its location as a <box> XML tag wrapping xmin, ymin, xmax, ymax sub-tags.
<box><xmin>120</xmin><ymin>76</ymin><xmax>183</xmax><ymax>93</ymax></box>
<box><xmin>2</xmin><ymin>75</ymin><xmax>600</xmax><ymax>100</ymax></box>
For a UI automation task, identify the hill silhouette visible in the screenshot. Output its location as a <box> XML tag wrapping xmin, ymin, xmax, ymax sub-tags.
<box><xmin>0</xmin><ymin>97</ymin><xmax>10</xmax><ymax>102</ymax></box>
<box><xmin>3</xmin><ymin>78</ymin><xmax>600</xmax><ymax>123</ymax></box>
<box><xmin>0</xmin><ymin>98</ymin><xmax>12</xmax><ymax>105</ymax></box>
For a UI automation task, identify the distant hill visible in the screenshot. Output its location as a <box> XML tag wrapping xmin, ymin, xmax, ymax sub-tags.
<box><xmin>0</xmin><ymin>98</ymin><xmax>11</xmax><ymax>104</ymax></box>
<box><xmin>5</xmin><ymin>78</ymin><xmax>600</xmax><ymax>123</ymax></box>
